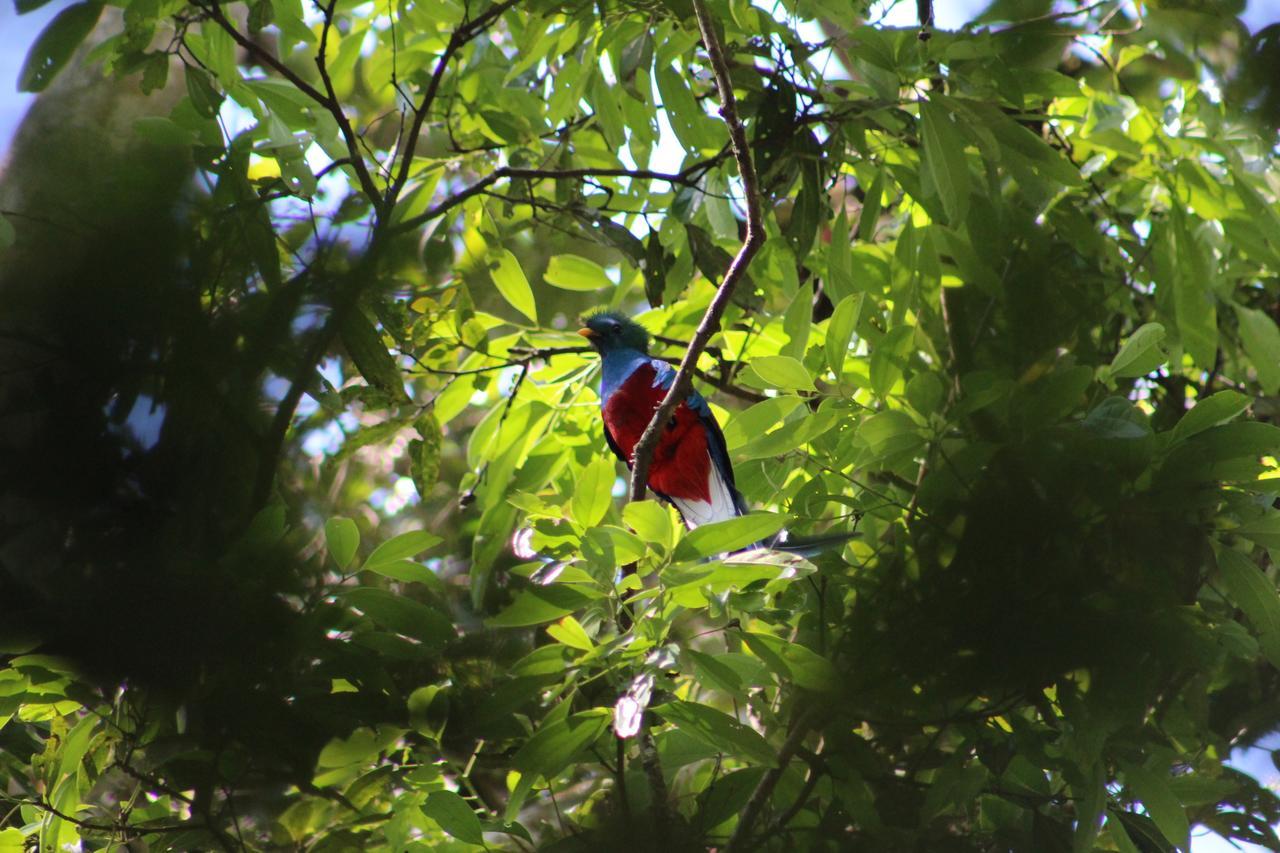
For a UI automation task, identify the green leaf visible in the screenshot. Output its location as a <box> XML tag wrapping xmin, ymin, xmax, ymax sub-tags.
<box><xmin>653</xmin><ymin>700</ymin><xmax>778</xmax><ymax>767</ymax></box>
<box><xmin>745</xmin><ymin>632</ymin><xmax>839</xmax><ymax>693</ymax></box>
<box><xmin>1236</xmin><ymin>515</ymin><xmax>1280</xmax><ymax>550</ymax></box>
<box><xmin>783</xmin><ymin>283</ymin><xmax>812</xmax><ymax>361</ymax></box>
<box><xmin>185</xmin><ymin>66</ymin><xmax>224</xmax><ymax>119</ymax></box>
<box><xmin>408</xmin><ymin>685</ymin><xmax>450</xmax><ymax>739</ymax></box>
<box><xmin>16</xmin><ymin>0</ymin><xmax>56</xmax><ymax>12</ymax></box>
<box><xmin>343</xmin><ymin>587</ymin><xmax>453</xmax><ymax>647</ymax></box>
<box><xmin>684</xmin><ymin>649</ymin><xmax>745</xmax><ymax>696</ymax></box>
<box><xmin>491</xmin><ymin>249</ymin><xmax>537</xmax><ymax>324</ymax></box>
<box><xmin>0</xmin><ymin>214</ymin><xmax>14</xmax><ymax>251</ymax></box>
<box><xmin>1171</xmin><ymin>390</ymin><xmax>1252</xmax><ymax>441</ymax></box>
<box><xmin>410</xmin><ymin>411</ymin><xmax>443</xmax><ymax>498</ymax></box>
<box><xmin>655</xmin><ymin>64</ymin><xmax>715</xmax><ymax>151</ymax></box>
<box><xmin>674</xmin><ymin>513</ymin><xmax>789</xmax><ymax>560</ymax></box>
<box><xmin>1174</xmin><ymin>228</ymin><xmax>1218</xmax><ymax>369</ymax></box>
<box><xmin>623</xmin><ymin>500</ymin><xmax>675</xmax><ymax>550</ymax></box>
<box><xmin>545</xmin><ymin>254</ymin><xmax>608</xmax><ymax>290</ymax></box>
<box><xmin>546</xmin><ymin>616</ymin><xmax>594</xmax><ymax>651</ymax></box>
<box><xmin>339</xmin><ymin>309</ymin><xmax>406</xmax><ymax>399</ymax></box>
<box><xmin>572</xmin><ymin>457</ymin><xmax>616</xmax><ymax>528</ymax></box>
<box><xmin>869</xmin><ymin>325</ymin><xmax>914</xmax><ymax>397</ymax></box>
<box><xmin>1235</xmin><ymin>305</ymin><xmax>1280</xmax><ymax>394</ymax></box>
<box><xmin>364</xmin><ymin>560</ymin><xmax>442</xmax><ymax>589</ymax></box>
<box><xmin>857</xmin><ymin>170</ymin><xmax>885</xmax><ymax>243</ymax></box>
<box><xmin>746</xmin><ymin>355</ymin><xmax>816</xmax><ymax>392</ymax></box>
<box><xmin>365</xmin><ymin>531</ymin><xmax>443</xmax><ymax>570</ymax></box>
<box><xmin>325</xmin><ymin>517</ymin><xmax>359</xmax><ymax>570</ymax></box>
<box><xmin>486</xmin><ymin>585</ymin><xmax>596</xmax><ymax>627</ymax></box>
<box><xmin>698</xmin><ymin>767</ymin><xmax>769</xmax><ymax>829</ymax></box>
<box><xmin>919</xmin><ymin>99</ymin><xmax>971</xmax><ymax>225</ymax></box>
<box><xmin>1120</xmin><ymin>764</ymin><xmax>1189</xmax><ymax>851</ymax></box>
<box><xmin>512</xmin><ymin>709</ymin><xmax>611</xmax><ymax>780</ymax></box>
<box><xmin>423</xmin><ymin>791</ymin><xmax>485</xmax><ymax>845</ymax></box>
<box><xmin>1109</xmin><ymin>322</ymin><xmax>1167</xmax><ymax>378</ymax></box>
<box><xmin>1216</xmin><ymin>546</ymin><xmax>1280</xmax><ymax>669</ymax></box>
<box><xmin>18</xmin><ymin>2</ymin><xmax>103</xmax><ymax>92</ymax></box>
<box><xmin>826</xmin><ymin>293</ymin><xmax>864</xmax><ymax>377</ymax></box>
<box><xmin>828</xmin><ymin>208</ymin><xmax>855</xmax><ymax>302</ymax></box>
<box><xmin>736</xmin><ymin>408</ymin><xmax>840</xmax><ymax>461</ymax></box>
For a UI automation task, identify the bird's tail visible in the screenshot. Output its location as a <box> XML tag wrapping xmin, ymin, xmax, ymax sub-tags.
<box><xmin>763</xmin><ymin>529</ymin><xmax>860</xmax><ymax>557</ymax></box>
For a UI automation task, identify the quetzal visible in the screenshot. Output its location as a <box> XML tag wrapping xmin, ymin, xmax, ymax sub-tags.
<box><xmin>579</xmin><ymin>312</ymin><xmax>745</xmax><ymax>529</ymax></box>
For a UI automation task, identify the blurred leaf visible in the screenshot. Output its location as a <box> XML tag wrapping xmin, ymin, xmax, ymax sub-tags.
<box><xmin>340</xmin><ymin>309</ymin><xmax>407</xmax><ymax>400</ymax></box>
<box><xmin>512</xmin><ymin>709</ymin><xmax>611</xmax><ymax>780</ymax></box>
<box><xmin>325</xmin><ymin>517</ymin><xmax>359</xmax><ymax>570</ymax></box>
<box><xmin>546</xmin><ymin>616</ymin><xmax>594</xmax><ymax>651</ymax></box>
<box><xmin>491</xmin><ymin>249</ymin><xmax>538</xmax><ymax>324</ymax></box>
<box><xmin>1235</xmin><ymin>305</ymin><xmax>1280</xmax><ymax>394</ymax></box>
<box><xmin>486</xmin><ymin>585</ymin><xmax>597</xmax><ymax>628</ymax></box>
<box><xmin>1109</xmin><ymin>323</ymin><xmax>1168</xmax><ymax>378</ymax></box>
<box><xmin>826</xmin><ymin>293</ymin><xmax>864</xmax><ymax>377</ymax></box>
<box><xmin>423</xmin><ymin>791</ymin><xmax>484</xmax><ymax>845</ymax></box>
<box><xmin>572</xmin><ymin>457</ymin><xmax>616</xmax><ymax>528</ymax></box>
<box><xmin>410</xmin><ymin>411</ymin><xmax>443</xmax><ymax>498</ymax></box>
<box><xmin>920</xmin><ymin>99</ymin><xmax>971</xmax><ymax>225</ymax></box>
<box><xmin>343</xmin><ymin>588</ymin><xmax>453</xmax><ymax>647</ymax></box>
<box><xmin>1216</xmin><ymin>546</ymin><xmax>1280</xmax><ymax>669</ymax></box>
<box><xmin>1172</xmin><ymin>390</ymin><xmax>1252</xmax><ymax>441</ymax></box>
<box><xmin>653</xmin><ymin>700</ymin><xmax>778</xmax><ymax>767</ymax></box>
<box><xmin>1120</xmin><ymin>764</ymin><xmax>1189</xmax><ymax>851</ymax></box>
<box><xmin>746</xmin><ymin>355</ymin><xmax>816</xmax><ymax>392</ymax></box>
<box><xmin>18</xmin><ymin>2</ymin><xmax>103</xmax><ymax>92</ymax></box>
<box><xmin>545</xmin><ymin>254</ymin><xmax>608</xmax><ymax>290</ymax></box>
<box><xmin>365</xmin><ymin>531</ymin><xmax>443</xmax><ymax>570</ymax></box>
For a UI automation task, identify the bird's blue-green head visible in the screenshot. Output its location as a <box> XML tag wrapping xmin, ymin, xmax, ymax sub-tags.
<box><xmin>578</xmin><ymin>311</ymin><xmax>650</xmax><ymax>355</ymax></box>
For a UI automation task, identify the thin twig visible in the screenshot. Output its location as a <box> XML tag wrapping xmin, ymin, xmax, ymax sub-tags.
<box><xmin>389</xmin><ymin>158</ymin><xmax>723</xmax><ymax>236</ymax></box>
<box><xmin>383</xmin><ymin>0</ymin><xmax>523</xmax><ymax>215</ymax></box>
<box><xmin>314</xmin><ymin>0</ymin><xmax>384</xmax><ymax>207</ymax></box>
<box><xmin>724</xmin><ymin>707</ymin><xmax>822</xmax><ymax>852</ymax></box>
<box><xmin>626</xmin><ymin>0</ymin><xmax>764</xmax><ymax>504</ymax></box>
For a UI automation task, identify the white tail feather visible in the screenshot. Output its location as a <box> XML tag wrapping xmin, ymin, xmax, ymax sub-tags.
<box><xmin>671</xmin><ymin>463</ymin><xmax>740</xmax><ymax>529</ymax></box>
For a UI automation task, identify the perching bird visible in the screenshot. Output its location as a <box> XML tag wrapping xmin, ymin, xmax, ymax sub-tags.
<box><xmin>579</xmin><ymin>312</ymin><xmax>745</xmax><ymax>529</ymax></box>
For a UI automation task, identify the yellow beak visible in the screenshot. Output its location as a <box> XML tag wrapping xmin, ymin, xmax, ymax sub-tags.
<box><xmin>577</xmin><ymin>328</ymin><xmax>596</xmax><ymax>338</ymax></box>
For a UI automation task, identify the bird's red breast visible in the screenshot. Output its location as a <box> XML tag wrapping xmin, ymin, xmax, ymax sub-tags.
<box><xmin>602</xmin><ymin>363</ymin><xmax>713</xmax><ymax>503</ymax></box>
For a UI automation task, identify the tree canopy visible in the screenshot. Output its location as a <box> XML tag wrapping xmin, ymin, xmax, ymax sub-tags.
<box><xmin>3</xmin><ymin>0</ymin><xmax>1280</xmax><ymax>850</ymax></box>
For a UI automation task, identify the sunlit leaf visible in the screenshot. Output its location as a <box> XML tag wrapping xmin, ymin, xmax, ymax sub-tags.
<box><xmin>491</xmin><ymin>249</ymin><xmax>538</xmax><ymax>324</ymax></box>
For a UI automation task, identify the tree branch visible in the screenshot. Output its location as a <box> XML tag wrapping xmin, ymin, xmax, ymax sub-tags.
<box><xmin>626</xmin><ymin>0</ymin><xmax>764</xmax><ymax>504</ymax></box>
<box><xmin>724</xmin><ymin>707</ymin><xmax>822</xmax><ymax>852</ymax></box>
<box><xmin>201</xmin><ymin>0</ymin><xmax>328</xmax><ymax>105</ymax></box>
<box><xmin>383</xmin><ymin>0</ymin><xmax>523</xmax><ymax>215</ymax></box>
<box><xmin>389</xmin><ymin>157</ymin><xmax>724</xmax><ymax>236</ymax></box>
<box><xmin>314</xmin><ymin>0</ymin><xmax>384</xmax><ymax>207</ymax></box>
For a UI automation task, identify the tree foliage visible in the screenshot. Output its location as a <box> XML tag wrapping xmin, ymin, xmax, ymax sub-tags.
<box><xmin>2</xmin><ymin>0</ymin><xmax>1280</xmax><ymax>850</ymax></box>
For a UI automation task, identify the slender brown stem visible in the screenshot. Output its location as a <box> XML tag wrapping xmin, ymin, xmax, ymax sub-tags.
<box><xmin>724</xmin><ymin>707</ymin><xmax>822</xmax><ymax>852</ymax></box>
<box><xmin>389</xmin><ymin>158</ymin><xmax>724</xmax><ymax>236</ymax></box>
<box><xmin>384</xmin><ymin>0</ymin><xmax>522</xmax><ymax>212</ymax></box>
<box><xmin>314</xmin><ymin>0</ymin><xmax>383</xmax><ymax>207</ymax></box>
<box><xmin>626</xmin><ymin>0</ymin><xmax>764</xmax><ymax>504</ymax></box>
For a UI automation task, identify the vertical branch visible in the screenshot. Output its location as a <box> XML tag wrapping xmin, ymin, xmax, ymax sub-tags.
<box><xmin>383</xmin><ymin>0</ymin><xmax>522</xmax><ymax>215</ymax></box>
<box><xmin>626</xmin><ymin>0</ymin><xmax>764</xmax><ymax>503</ymax></box>
<box><xmin>724</xmin><ymin>708</ymin><xmax>821</xmax><ymax>852</ymax></box>
<box><xmin>313</xmin><ymin>0</ymin><xmax>384</xmax><ymax>207</ymax></box>
<box><xmin>617</xmin><ymin>0</ymin><xmax>762</xmax><ymax>841</ymax></box>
